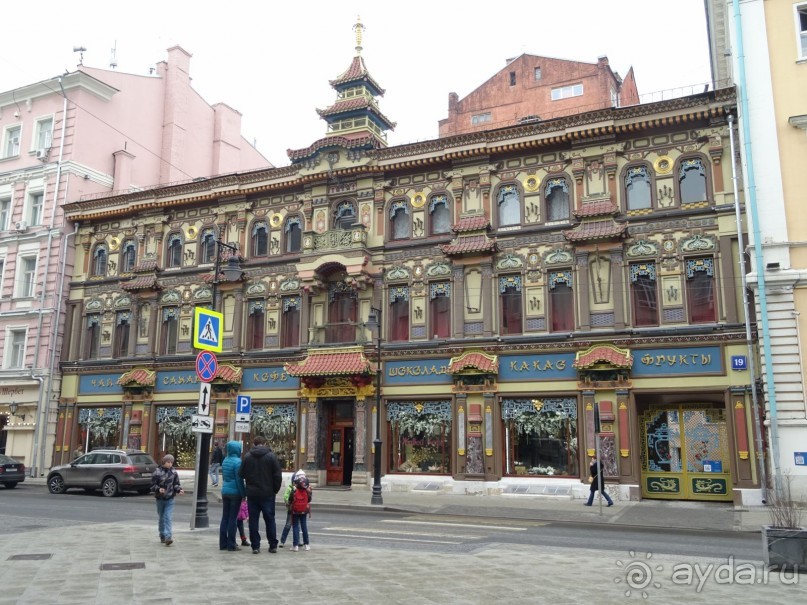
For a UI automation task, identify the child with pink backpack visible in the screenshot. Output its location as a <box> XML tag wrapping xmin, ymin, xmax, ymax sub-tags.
<box><xmin>290</xmin><ymin>473</ymin><xmax>312</xmax><ymax>551</ymax></box>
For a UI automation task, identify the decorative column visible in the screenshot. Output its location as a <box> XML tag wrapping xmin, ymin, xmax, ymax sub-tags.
<box><xmin>583</xmin><ymin>391</ymin><xmax>596</xmax><ymax>458</ymax></box>
<box><xmin>617</xmin><ymin>389</ymin><xmax>632</xmax><ymax>477</ymax></box>
<box><xmin>731</xmin><ymin>387</ymin><xmax>753</xmax><ymax>481</ymax></box>
<box><xmin>354</xmin><ymin>400</ymin><xmax>366</xmax><ymax>468</ymax></box>
<box><xmin>576</xmin><ymin>253</ymin><xmax>591</xmax><ymax>331</ymax></box>
<box><xmin>481</xmin><ymin>263</ymin><xmax>493</xmax><ymax>337</ymax></box>
<box><xmin>305</xmin><ymin>398</ymin><xmax>317</xmax><ymax>465</ymax></box>
<box><xmin>232</xmin><ymin>288</ymin><xmax>244</xmax><ymax>353</ymax></box>
<box><xmin>128</xmin><ymin>302</ymin><xmax>139</xmax><ymax>357</ymax></box>
<box><xmin>456</xmin><ymin>396</ymin><xmax>466</xmax><ymax>472</ymax></box>
<box><xmin>611</xmin><ymin>250</ymin><xmax>625</xmax><ymax>329</ymax></box>
<box><xmin>141</xmin><ymin>399</ymin><xmax>154</xmax><ymax>457</ymax></box>
<box><xmin>147</xmin><ymin>299</ymin><xmax>158</xmax><ymax>356</ymax></box>
<box><xmin>453</xmin><ymin>265</ymin><xmax>465</xmax><ymax>338</ymax></box>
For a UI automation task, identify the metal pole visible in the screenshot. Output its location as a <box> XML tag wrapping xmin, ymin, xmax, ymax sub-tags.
<box><xmin>595</xmin><ymin>433</ymin><xmax>603</xmax><ymax>515</ymax></box>
<box><xmin>193</xmin><ymin>242</ymin><xmax>220</xmax><ymax>529</ymax></box>
<box><xmin>371</xmin><ymin>306</ymin><xmax>383</xmax><ymax>505</ymax></box>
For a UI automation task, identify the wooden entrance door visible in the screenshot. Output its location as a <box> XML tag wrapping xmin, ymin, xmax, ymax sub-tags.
<box><xmin>326</xmin><ymin>401</ymin><xmax>355</xmax><ymax>486</ymax></box>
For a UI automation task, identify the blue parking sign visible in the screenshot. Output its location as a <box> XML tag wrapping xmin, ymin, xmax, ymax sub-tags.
<box><xmin>236</xmin><ymin>395</ymin><xmax>252</xmax><ymax>415</ymax></box>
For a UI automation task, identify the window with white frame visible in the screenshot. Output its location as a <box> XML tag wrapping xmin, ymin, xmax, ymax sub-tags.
<box><xmin>34</xmin><ymin>117</ymin><xmax>53</xmax><ymax>151</ymax></box>
<box><xmin>6</xmin><ymin>329</ymin><xmax>26</xmax><ymax>369</ymax></box>
<box><xmin>550</xmin><ymin>84</ymin><xmax>583</xmax><ymax>100</ymax></box>
<box><xmin>3</xmin><ymin>125</ymin><xmax>21</xmax><ymax>158</ymax></box>
<box><xmin>0</xmin><ymin>258</ymin><xmax>4</xmax><ymax>296</ymax></box>
<box><xmin>0</xmin><ymin>195</ymin><xmax>10</xmax><ymax>230</ymax></box>
<box><xmin>797</xmin><ymin>3</ymin><xmax>807</xmax><ymax>59</ymax></box>
<box><xmin>27</xmin><ymin>191</ymin><xmax>44</xmax><ymax>225</ymax></box>
<box><xmin>471</xmin><ymin>112</ymin><xmax>491</xmax><ymax>125</ymax></box>
<box><xmin>16</xmin><ymin>255</ymin><xmax>37</xmax><ymax>298</ymax></box>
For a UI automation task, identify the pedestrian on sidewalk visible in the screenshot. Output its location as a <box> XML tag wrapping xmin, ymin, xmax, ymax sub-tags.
<box><xmin>209</xmin><ymin>441</ymin><xmax>223</xmax><ymax>487</ymax></box>
<box><xmin>72</xmin><ymin>445</ymin><xmax>84</xmax><ymax>460</ymax></box>
<box><xmin>237</xmin><ymin>498</ymin><xmax>250</xmax><ymax>547</ymax></box>
<box><xmin>290</xmin><ymin>472</ymin><xmax>312</xmax><ymax>552</ymax></box>
<box><xmin>151</xmin><ymin>454</ymin><xmax>185</xmax><ymax>546</ymax></box>
<box><xmin>585</xmin><ymin>455</ymin><xmax>614</xmax><ymax>507</ymax></box>
<box><xmin>279</xmin><ymin>469</ymin><xmax>305</xmax><ymax>547</ymax></box>
<box><xmin>219</xmin><ymin>440</ymin><xmax>247</xmax><ymax>551</ymax></box>
<box><xmin>239</xmin><ymin>435</ymin><xmax>283</xmax><ymax>554</ymax></box>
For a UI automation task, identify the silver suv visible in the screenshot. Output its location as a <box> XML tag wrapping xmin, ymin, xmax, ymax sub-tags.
<box><xmin>47</xmin><ymin>449</ymin><xmax>158</xmax><ymax>497</ymax></box>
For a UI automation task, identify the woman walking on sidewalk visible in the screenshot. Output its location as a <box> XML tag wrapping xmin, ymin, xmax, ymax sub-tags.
<box><xmin>219</xmin><ymin>440</ymin><xmax>247</xmax><ymax>551</ymax></box>
<box><xmin>150</xmin><ymin>454</ymin><xmax>185</xmax><ymax>546</ymax></box>
<box><xmin>584</xmin><ymin>455</ymin><xmax>613</xmax><ymax>507</ymax></box>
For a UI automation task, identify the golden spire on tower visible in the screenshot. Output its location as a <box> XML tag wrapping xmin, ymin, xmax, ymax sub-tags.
<box><xmin>353</xmin><ymin>15</ymin><xmax>365</xmax><ymax>55</ymax></box>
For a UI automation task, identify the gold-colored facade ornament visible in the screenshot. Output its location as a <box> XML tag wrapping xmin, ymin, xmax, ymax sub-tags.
<box><xmin>411</xmin><ymin>192</ymin><xmax>426</xmax><ymax>208</ymax></box>
<box><xmin>109</xmin><ymin>237</ymin><xmax>120</xmax><ymax>251</ymax></box>
<box><xmin>653</xmin><ymin>155</ymin><xmax>673</xmax><ymax>174</ymax></box>
<box><xmin>531</xmin><ymin>399</ymin><xmax>544</xmax><ymax>412</ymax></box>
<box><xmin>185</xmin><ymin>226</ymin><xmax>198</xmax><ymax>240</ymax></box>
<box><xmin>524</xmin><ymin>176</ymin><xmax>540</xmax><ymax>192</ymax></box>
<box><xmin>269</xmin><ymin>213</ymin><xmax>282</xmax><ymax>228</ymax></box>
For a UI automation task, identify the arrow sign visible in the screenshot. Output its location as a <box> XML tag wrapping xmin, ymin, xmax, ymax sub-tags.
<box><xmin>198</xmin><ymin>382</ymin><xmax>212</xmax><ymax>416</ymax></box>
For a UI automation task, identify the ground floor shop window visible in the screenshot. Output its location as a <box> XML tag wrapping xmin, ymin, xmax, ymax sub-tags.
<box><xmin>78</xmin><ymin>407</ymin><xmax>122</xmax><ymax>451</ymax></box>
<box><xmin>251</xmin><ymin>404</ymin><xmax>297</xmax><ymax>470</ymax></box>
<box><xmin>502</xmin><ymin>398</ymin><xmax>578</xmax><ymax>476</ymax></box>
<box><xmin>156</xmin><ymin>406</ymin><xmax>195</xmax><ymax>468</ymax></box>
<box><xmin>388</xmin><ymin>401</ymin><xmax>452</xmax><ymax>473</ymax></box>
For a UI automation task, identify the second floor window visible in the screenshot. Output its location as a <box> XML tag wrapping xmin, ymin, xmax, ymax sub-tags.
<box><xmin>85</xmin><ymin>314</ymin><xmax>101</xmax><ymax>360</ymax></box>
<box><xmin>252</xmin><ymin>222</ymin><xmax>268</xmax><ymax>257</ymax></box>
<box><xmin>3</xmin><ymin>126</ymin><xmax>20</xmax><ymax>158</ymax></box>
<box><xmin>327</xmin><ymin>283</ymin><xmax>357</xmax><ymax>344</ymax></box>
<box><xmin>120</xmin><ymin>240</ymin><xmax>137</xmax><ymax>273</ymax></box>
<box><xmin>625</xmin><ymin>166</ymin><xmax>652</xmax><ymax>210</ymax></box>
<box><xmin>281</xmin><ymin>296</ymin><xmax>300</xmax><ymax>348</ymax></box>
<box><xmin>497</xmin><ymin>185</ymin><xmax>520</xmax><ymax>227</ymax></box>
<box><xmin>7</xmin><ymin>329</ymin><xmax>26</xmax><ymax>369</ymax></box>
<box><xmin>630</xmin><ymin>263</ymin><xmax>658</xmax><ymax>326</ymax></box>
<box><xmin>679</xmin><ymin>158</ymin><xmax>708</xmax><ymax>204</ymax></box>
<box><xmin>200</xmin><ymin>229</ymin><xmax>216</xmax><ymax>264</ymax></box>
<box><xmin>36</xmin><ymin>118</ymin><xmax>53</xmax><ymax>150</ymax></box>
<box><xmin>500</xmin><ymin>276</ymin><xmax>523</xmax><ymax>336</ymax></box>
<box><xmin>92</xmin><ymin>245</ymin><xmax>108</xmax><ymax>277</ymax></box>
<box><xmin>285</xmin><ymin>217</ymin><xmax>302</xmax><ymax>253</ymax></box>
<box><xmin>686</xmin><ymin>258</ymin><xmax>716</xmax><ymax>323</ymax></box>
<box><xmin>160</xmin><ymin>307</ymin><xmax>179</xmax><ymax>355</ymax></box>
<box><xmin>429</xmin><ymin>282</ymin><xmax>451</xmax><ymax>339</ymax></box>
<box><xmin>114</xmin><ymin>311</ymin><xmax>130</xmax><ymax>358</ymax></box>
<box><xmin>17</xmin><ymin>256</ymin><xmax>37</xmax><ymax>298</ymax></box>
<box><xmin>28</xmin><ymin>192</ymin><xmax>44</xmax><ymax>225</ymax></box>
<box><xmin>247</xmin><ymin>301</ymin><xmax>265</xmax><ymax>351</ymax></box>
<box><xmin>389</xmin><ymin>287</ymin><xmax>409</xmax><ymax>342</ymax></box>
<box><xmin>390</xmin><ymin>200</ymin><xmax>410</xmax><ymax>240</ymax></box>
<box><xmin>166</xmin><ymin>233</ymin><xmax>182</xmax><ymax>268</ymax></box>
<box><xmin>0</xmin><ymin>196</ymin><xmax>10</xmax><ymax>230</ymax></box>
<box><xmin>549</xmin><ymin>271</ymin><xmax>574</xmax><ymax>332</ymax></box>
<box><xmin>546</xmin><ymin>178</ymin><xmax>570</xmax><ymax>222</ymax></box>
<box><xmin>334</xmin><ymin>201</ymin><xmax>356</xmax><ymax>230</ymax></box>
<box><xmin>429</xmin><ymin>195</ymin><xmax>451</xmax><ymax>235</ymax></box>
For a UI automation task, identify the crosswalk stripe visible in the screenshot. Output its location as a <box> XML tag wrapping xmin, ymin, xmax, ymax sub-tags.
<box><xmin>311</xmin><ymin>532</ymin><xmax>461</xmax><ymax>545</ymax></box>
<box><xmin>382</xmin><ymin>520</ymin><xmax>526</xmax><ymax>532</ymax></box>
<box><xmin>321</xmin><ymin>526</ymin><xmax>480</xmax><ymax>539</ymax></box>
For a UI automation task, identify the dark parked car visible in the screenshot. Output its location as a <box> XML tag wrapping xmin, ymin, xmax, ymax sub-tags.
<box><xmin>0</xmin><ymin>454</ymin><xmax>25</xmax><ymax>488</ymax></box>
<box><xmin>47</xmin><ymin>449</ymin><xmax>158</xmax><ymax>497</ymax></box>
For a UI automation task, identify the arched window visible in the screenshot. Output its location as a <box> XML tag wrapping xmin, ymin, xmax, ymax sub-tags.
<box><xmin>120</xmin><ymin>240</ymin><xmax>137</xmax><ymax>273</ymax></box>
<box><xmin>497</xmin><ymin>185</ymin><xmax>520</xmax><ymax>227</ymax></box>
<box><xmin>334</xmin><ymin>201</ymin><xmax>356</xmax><ymax>230</ymax></box>
<box><xmin>389</xmin><ymin>200</ymin><xmax>410</xmax><ymax>240</ymax></box>
<box><xmin>686</xmin><ymin>258</ymin><xmax>716</xmax><ymax>323</ymax></box>
<box><xmin>679</xmin><ymin>158</ymin><xmax>708</xmax><ymax>204</ymax></box>
<box><xmin>166</xmin><ymin>233</ymin><xmax>183</xmax><ymax>268</ymax></box>
<box><xmin>548</xmin><ymin>270</ymin><xmax>574</xmax><ymax>332</ymax></box>
<box><xmin>389</xmin><ymin>286</ymin><xmax>410</xmax><ymax>342</ymax></box>
<box><xmin>200</xmin><ymin>229</ymin><xmax>216</xmax><ymax>264</ymax></box>
<box><xmin>625</xmin><ymin>166</ymin><xmax>652</xmax><ymax>210</ymax></box>
<box><xmin>499</xmin><ymin>275</ymin><xmax>523</xmax><ymax>335</ymax></box>
<box><xmin>545</xmin><ymin>178</ymin><xmax>570</xmax><ymax>222</ymax></box>
<box><xmin>285</xmin><ymin>217</ymin><xmax>302</xmax><ymax>253</ymax></box>
<box><xmin>252</xmin><ymin>221</ymin><xmax>268</xmax><ymax>257</ymax></box>
<box><xmin>247</xmin><ymin>300</ymin><xmax>265</xmax><ymax>351</ymax></box>
<box><xmin>429</xmin><ymin>195</ymin><xmax>451</xmax><ymax>235</ymax></box>
<box><xmin>92</xmin><ymin>245</ymin><xmax>108</xmax><ymax>277</ymax></box>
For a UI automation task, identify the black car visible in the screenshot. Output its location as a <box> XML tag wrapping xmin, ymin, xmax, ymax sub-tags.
<box><xmin>0</xmin><ymin>454</ymin><xmax>26</xmax><ymax>488</ymax></box>
<box><xmin>47</xmin><ymin>449</ymin><xmax>158</xmax><ymax>497</ymax></box>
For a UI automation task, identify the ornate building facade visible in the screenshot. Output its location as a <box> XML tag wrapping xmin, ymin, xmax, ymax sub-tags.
<box><xmin>56</xmin><ymin>33</ymin><xmax>760</xmax><ymax>503</ymax></box>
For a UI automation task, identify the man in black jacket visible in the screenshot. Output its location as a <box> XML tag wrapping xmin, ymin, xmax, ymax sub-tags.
<box><xmin>239</xmin><ymin>435</ymin><xmax>283</xmax><ymax>554</ymax></box>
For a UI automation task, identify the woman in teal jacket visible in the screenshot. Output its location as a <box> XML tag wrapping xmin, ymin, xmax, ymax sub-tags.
<box><xmin>219</xmin><ymin>440</ymin><xmax>246</xmax><ymax>551</ymax></box>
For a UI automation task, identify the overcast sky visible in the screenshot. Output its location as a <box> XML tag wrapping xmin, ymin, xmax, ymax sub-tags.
<box><xmin>0</xmin><ymin>0</ymin><xmax>713</xmax><ymax>168</ymax></box>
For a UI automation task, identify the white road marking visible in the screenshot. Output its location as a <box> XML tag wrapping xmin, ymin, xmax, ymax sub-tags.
<box><xmin>382</xmin><ymin>520</ymin><xmax>527</xmax><ymax>531</ymax></box>
<box><xmin>311</xmin><ymin>531</ymin><xmax>461</xmax><ymax>545</ymax></box>
<box><xmin>321</xmin><ymin>526</ymin><xmax>481</xmax><ymax>539</ymax></box>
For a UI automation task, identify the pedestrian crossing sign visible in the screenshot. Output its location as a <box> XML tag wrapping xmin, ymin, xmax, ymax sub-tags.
<box><xmin>193</xmin><ymin>307</ymin><xmax>224</xmax><ymax>353</ymax></box>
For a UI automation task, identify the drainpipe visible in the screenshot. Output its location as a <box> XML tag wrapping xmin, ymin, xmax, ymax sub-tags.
<box><xmin>732</xmin><ymin>0</ymin><xmax>782</xmax><ymax>490</ymax></box>
<box><xmin>29</xmin><ymin>78</ymin><xmax>71</xmax><ymax>477</ymax></box>
<box><xmin>728</xmin><ymin>112</ymin><xmax>767</xmax><ymax>502</ymax></box>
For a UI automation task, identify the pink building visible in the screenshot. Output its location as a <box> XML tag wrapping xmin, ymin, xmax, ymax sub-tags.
<box><xmin>0</xmin><ymin>46</ymin><xmax>270</xmax><ymax>474</ymax></box>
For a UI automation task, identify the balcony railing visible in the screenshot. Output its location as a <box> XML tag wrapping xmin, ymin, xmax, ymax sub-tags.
<box><xmin>308</xmin><ymin>322</ymin><xmax>372</xmax><ymax>346</ymax></box>
<box><xmin>304</xmin><ymin>225</ymin><xmax>367</xmax><ymax>253</ymax></box>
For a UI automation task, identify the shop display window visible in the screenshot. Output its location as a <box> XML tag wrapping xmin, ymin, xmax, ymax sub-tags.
<box><xmin>502</xmin><ymin>398</ymin><xmax>578</xmax><ymax>476</ymax></box>
<box><xmin>388</xmin><ymin>401</ymin><xmax>452</xmax><ymax>474</ymax></box>
<box><xmin>251</xmin><ymin>404</ymin><xmax>297</xmax><ymax>471</ymax></box>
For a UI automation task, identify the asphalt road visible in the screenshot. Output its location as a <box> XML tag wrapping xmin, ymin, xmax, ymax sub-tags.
<box><xmin>0</xmin><ymin>483</ymin><xmax>762</xmax><ymax>562</ymax></box>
